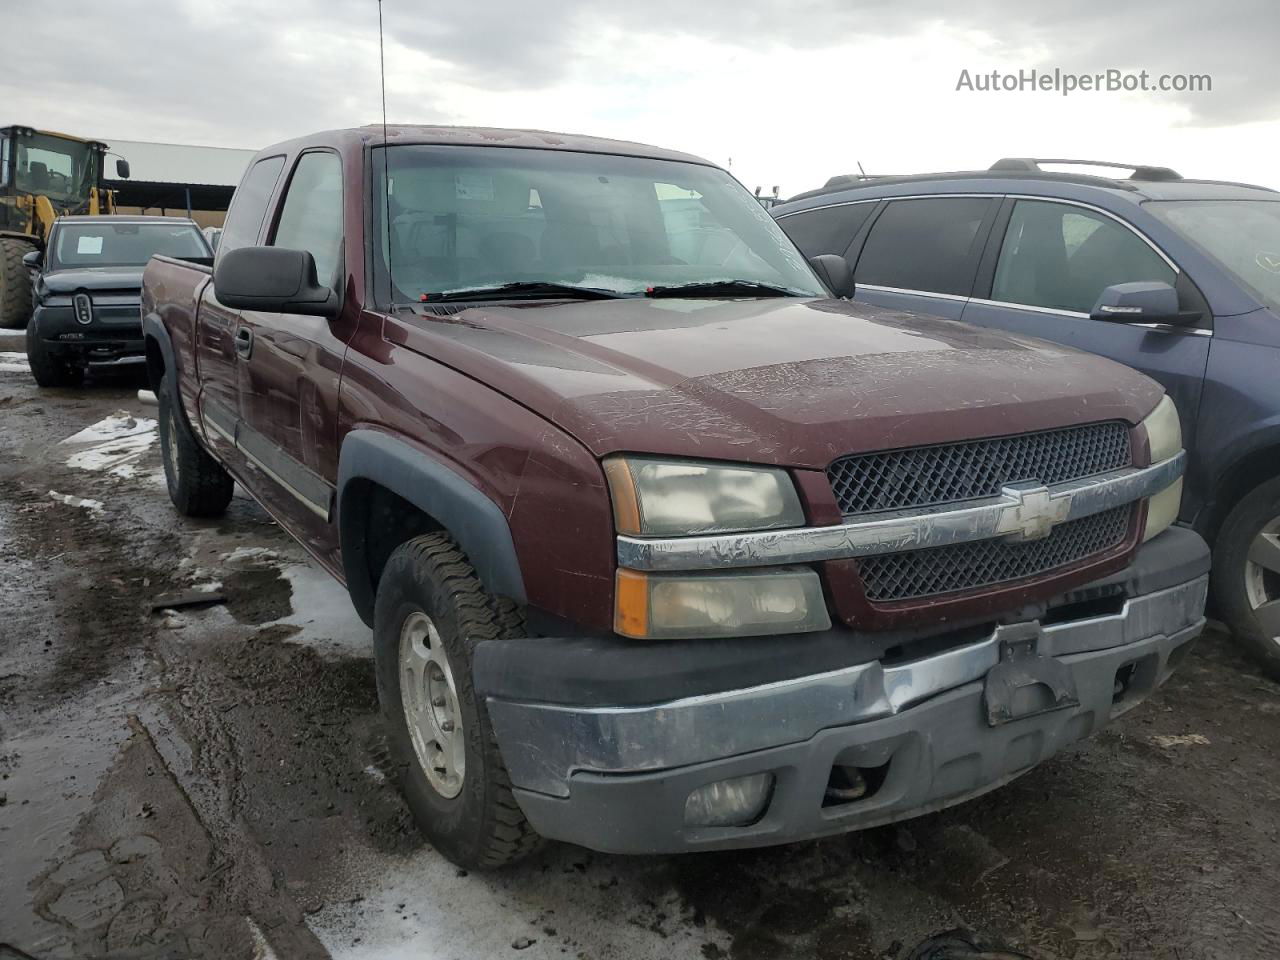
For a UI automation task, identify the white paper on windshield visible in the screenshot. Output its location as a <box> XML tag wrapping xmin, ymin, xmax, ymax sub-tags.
<box><xmin>77</xmin><ymin>236</ymin><xmax>104</xmax><ymax>255</ymax></box>
<box><xmin>455</xmin><ymin>174</ymin><xmax>495</xmax><ymax>202</ymax></box>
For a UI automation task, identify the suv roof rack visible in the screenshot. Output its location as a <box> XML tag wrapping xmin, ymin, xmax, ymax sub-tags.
<box><xmin>823</xmin><ymin>173</ymin><xmax>901</xmax><ymax>188</ymax></box>
<box><xmin>989</xmin><ymin>158</ymin><xmax>1183</xmax><ymax>182</ymax></box>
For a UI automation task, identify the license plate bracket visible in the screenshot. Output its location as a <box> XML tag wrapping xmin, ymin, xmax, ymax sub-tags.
<box><xmin>983</xmin><ymin>622</ymin><xmax>1080</xmax><ymax>727</ymax></box>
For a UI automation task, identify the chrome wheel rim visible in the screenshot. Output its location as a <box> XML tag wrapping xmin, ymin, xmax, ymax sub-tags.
<box><xmin>398</xmin><ymin>611</ymin><xmax>465</xmax><ymax>798</ymax></box>
<box><xmin>165</xmin><ymin>406</ymin><xmax>181</xmax><ymax>490</ymax></box>
<box><xmin>1245</xmin><ymin>516</ymin><xmax>1280</xmax><ymax>647</ymax></box>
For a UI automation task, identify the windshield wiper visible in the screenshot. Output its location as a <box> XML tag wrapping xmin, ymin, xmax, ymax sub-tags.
<box><xmin>421</xmin><ymin>281</ymin><xmax>631</xmax><ymax>303</ymax></box>
<box><xmin>644</xmin><ymin>280</ymin><xmax>806</xmax><ymax>299</ymax></box>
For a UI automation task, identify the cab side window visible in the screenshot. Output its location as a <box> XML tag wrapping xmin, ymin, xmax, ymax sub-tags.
<box><xmin>992</xmin><ymin>200</ymin><xmax>1175</xmax><ymax>314</ymax></box>
<box><xmin>272</xmin><ymin>152</ymin><xmax>344</xmax><ymax>290</ymax></box>
<box><xmin>853</xmin><ymin>198</ymin><xmax>992</xmax><ymax>296</ymax></box>
<box><xmin>218</xmin><ymin>155</ymin><xmax>286</xmax><ymax>256</ymax></box>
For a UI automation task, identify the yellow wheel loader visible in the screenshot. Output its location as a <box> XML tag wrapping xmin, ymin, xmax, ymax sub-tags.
<box><xmin>0</xmin><ymin>125</ymin><xmax>130</xmax><ymax>328</ymax></box>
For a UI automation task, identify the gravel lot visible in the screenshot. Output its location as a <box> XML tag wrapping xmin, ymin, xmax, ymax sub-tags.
<box><xmin>1</xmin><ymin>331</ymin><xmax>1278</xmax><ymax>959</ymax></box>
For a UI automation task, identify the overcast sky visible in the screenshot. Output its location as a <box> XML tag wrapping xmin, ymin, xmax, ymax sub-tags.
<box><xmin>7</xmin><ymin>0</ymin><xmax>1279</xmax><ymax>196</ymax></box>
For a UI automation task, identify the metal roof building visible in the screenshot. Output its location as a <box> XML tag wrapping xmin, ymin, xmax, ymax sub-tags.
<box><xmin>102</xmin><ymin>138</ymin><xmax>256</xmax><ymax>220</ymax></box>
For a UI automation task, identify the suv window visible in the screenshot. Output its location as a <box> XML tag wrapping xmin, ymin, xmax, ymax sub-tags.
<box><xmin>272</xmin><ymin>152</ymin><xmax>344</xmax><ymax>288</ymax></box>
<box><xmin>992</xmin><ymin>200</ymin><xmax>1176</xmax><ymax>314</ymax></box>
<box><xmin>219</xmin><ymin>155</ymin><xmax>286</xmax><ymax>257</ymax></box>
<box><xmin>854</xmin><ymin>197</ymin><xmax>991</xmax><ymax>296</ymax></box>
<box><xmin>779</xmin><ymin>203</ymin><xmax>876</xmax><ymax>259</ymax></box>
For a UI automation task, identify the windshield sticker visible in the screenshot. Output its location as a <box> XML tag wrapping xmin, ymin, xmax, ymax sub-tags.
<box><xmin>76</xmin><ymin>235</ymin><xmax>104</xmax><ymax>255</ymax></box>
<box><xmin>455</xmin><ymin>174</ymin><xmax>495</xmax><ymax>202</ymax></box>
<box><xmin>1256</xmin><ymin>251</ymin><xmax>1280</xmax><ymax>273</ymax></box>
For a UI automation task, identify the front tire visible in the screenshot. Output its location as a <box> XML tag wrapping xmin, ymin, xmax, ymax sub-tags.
<box><xmin>26</xmin><ymin>321</ymin><xmax>83</xmax><ymax>388</ymax></box>
<box><xmin>1212</xmin><ymin>477</ymin><xmax>1280</xmax><ymax>681</ymax></box>
<box><xmin>373</xmin><ymin>533</ymin><xmax>541</xmax><ymax>869</ymax></box>
<box><xmin>0</xmin><ymin>236</ymin><xmax>36</xmax><ymax>329</ymax></box>
<box><xmin>158</xmin><ymin>373</ymin><xmax>234</xmax><ymax>517</ymax></box>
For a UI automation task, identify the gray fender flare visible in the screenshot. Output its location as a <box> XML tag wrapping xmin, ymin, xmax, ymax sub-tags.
<box><xmin>336</xmin><ymin>429</ymin><xmax>527</xmax><ymax>625</ymax></box>
<box><xmin>141</xmin><ymin>312</ymin><xmax>178</xmax><ymax>397</ymax></box>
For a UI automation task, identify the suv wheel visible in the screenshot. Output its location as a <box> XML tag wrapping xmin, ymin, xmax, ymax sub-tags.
<box><xmin>0</xmin><ymin>236</ymin><xmax>35</xmax><ymax>329</ymax></box>
<box><xmin>373</xmin><ymin>532</ymin><xmax>541</xmax><ymax>869</ymax></box>
<box><xmin>26</xmin><ymin>322</ymin><xmax>83</xmax><ymax>388</ymax></box>
<box><xmin>157</xmin><ymin>373</ymin><xmax>234</xmax><ymax>517</ymax></box>
<box><xmin>1213</xmin><ymin>477</ymin><xmax>1280</xmax><ymax>681</ymax></box>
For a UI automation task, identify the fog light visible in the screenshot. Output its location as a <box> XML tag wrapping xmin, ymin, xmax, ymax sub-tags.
<box><xmin>684</xmin><ymin>773</ymin><xmax>774</xmax><ymax>828</ymax></box>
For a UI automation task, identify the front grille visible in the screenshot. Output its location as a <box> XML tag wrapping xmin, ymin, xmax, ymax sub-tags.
<box><xmin>857</xmin><ymin>505</ymin><xmax>1132</xmax><ymax>602</ymax></box>
<box><xmin>827</xmin><ymin>422</ymin><xmax>1131</xmax><ymax>517</ymax></box>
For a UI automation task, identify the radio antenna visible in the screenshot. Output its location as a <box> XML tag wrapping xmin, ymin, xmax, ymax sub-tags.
<box><xmin>377</xmin><ymin>0</ymin><xmax>395</xmax><ymax>304</ymax></box>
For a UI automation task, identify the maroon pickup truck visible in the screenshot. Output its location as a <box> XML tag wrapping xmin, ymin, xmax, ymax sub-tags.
<box><xmin>141</xmin><ymin>125</ymin><xmax>1208</xmax><ymax>869</ymax></box>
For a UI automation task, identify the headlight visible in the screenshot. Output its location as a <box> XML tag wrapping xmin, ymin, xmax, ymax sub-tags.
<box><xmin>614</xmin><ymin>567</ymin><xmax>831</xmax><ymax>639</ymax></box>
<box><xmin>1140</xmin><ymin>394</ymin><xmax>1183</xmax><ymax>541</ymax></box>
<box><xmin>1143</xmin><ymin>394</ymin><xmax>1182</xmax><ymax>463</ymax></box>
<box><xmin>603</xmin><ymin>456</ymin><xmax>804</xmax><ymax>536</ymax></box>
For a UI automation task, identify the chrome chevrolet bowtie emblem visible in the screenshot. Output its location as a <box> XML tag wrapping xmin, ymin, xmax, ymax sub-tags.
<box><xmin>998</xmin><ymin>483</ymin><xmax>1071</xmax><ymax>542</ymax></box>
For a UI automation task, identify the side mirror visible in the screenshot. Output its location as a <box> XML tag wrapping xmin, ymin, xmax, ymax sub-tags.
<box><xmin>810</xmin><ymin>254</ymin><xmax>854</xmax><ymax>299</ymax></box>
<box><xmin>1090</xmin><ymin>281</ymin><xmax>1197</xmax><ymax>326</ymax></box>
<box><xmin>115</xmin><ymin>158</ymin><xmax>131</xmax><ymax>179</ymax></box>
<box><xmin>22</xmin><ymin>249</ymin><xmax>42</xmax><ymax>270</ymax></box>
<box><xmin>213</xmin><ymin>246</ymin><xmax>339</xmax><ymax>318</ymax></box>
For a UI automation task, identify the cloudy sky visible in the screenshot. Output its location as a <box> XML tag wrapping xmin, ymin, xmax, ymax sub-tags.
<box><xmin>7</xmin><ymin>0</ymin><xmax>1279</xmax><ymax>196</ymax></box>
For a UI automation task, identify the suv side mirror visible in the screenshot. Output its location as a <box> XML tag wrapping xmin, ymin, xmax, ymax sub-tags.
<box><xmin>22</xmin><ymin>249</ymin><xmax>42</xmax><ymax>270</ymax></box>
<box><xmin>1090</xmin><ymin>281</ymin><xmax>1197</xmax><ymax>326</ymax></box>
<box><xmin>810</xmin><ymin>254</ymin><xmax>854</xmax><ymax>299</ymax></box>
<box><xmin>115</xmin><ymin>158</ymin><xmax>131</xmax><ymax>179</ymax></box>
<box><xmin>213</xmin><ymin>246</ymin><xmax>339</xmax><ymax>318</ymax></box>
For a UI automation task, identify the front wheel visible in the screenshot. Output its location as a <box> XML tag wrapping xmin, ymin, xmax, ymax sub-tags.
<box><xmin>1212</xmin><ymin>477</ymin><xmax>1280</xmax><ymax>681</ymax></box>
<box><xmin>373</xmin><ymin>533</ymin><xmax>541</xmax><ymax>869</ymax></box>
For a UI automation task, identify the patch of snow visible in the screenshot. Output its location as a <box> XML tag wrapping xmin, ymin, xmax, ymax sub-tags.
<box><xmin>1151</xmin><ymin>733</ymin><xmax>1211</xmax><ymax>748</ymax></box>
<box><xmin>222</xmin><ymin>546</ymin><xmax>279</xmax><ymax>565</ymax></box>
<box><xmin>362</xmin><ymin>764</ymin><xmax>386</xmax><ymax>785</ymax></box>
<box><xmin>308</xmin><ymin>843</ymin><xmax>722</xmax><ymax>960</ymax></box>
<box><xmin>0</xmin><ymin>351</ymin><xmax>28</xmax><ymax>373</ymax></box>
<box><xmin>66</xmin><ymin>432</ymin><xmax>157</xmax><ymax>474</ymax></box>
<box><xmin>191</xmin><ymin>581</ymin><xmax>224</xmax><ymax>594</ymax></box>
<box><xmin>246</xmin><ymin>916</ymin><xmax>281</xmax><ymax>960</ymax></box>
<box><xmin>266</xmin><ymin>561</ymin><xmax>369</xmax><ymax>657</ymax></box>
<box><xmin>48</xmin><ymin>490</ymin><xmax>104</xmax><ymax>513</ymax></box>
<box><xmin>60</xmin><ymin>411</ymin><xmax>155</xmax><ymax>445</ymax></box>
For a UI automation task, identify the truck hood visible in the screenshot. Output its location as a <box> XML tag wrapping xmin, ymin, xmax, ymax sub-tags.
<box><xmin>392</xmin><ymin>297</ymin><xmax>1162</xmax><ymax>468</ymax></box>
<box><xmin>41</xmin><ymin>266</ymin><xmax>145</xmax><ymax>295</ymax></box>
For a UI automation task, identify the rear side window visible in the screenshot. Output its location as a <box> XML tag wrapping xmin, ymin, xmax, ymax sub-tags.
<box><xmin>854</xmin><ymin>197</ymin><xmax>991</xmax><ymax>296</ymax></box>
<box><xmin>272</xmin><ymin>152</ymin><xmax>344</xmax><ymax>289</ymax></box>
<box><xmin>218</xmin><ymin>155</ymin><xmax>286</xmax><ymax>257</ymax></box>
<box><xmin>779</xmin><ymin>203</ymin><xmax>876</xmax><ymax>259</ymax></box>
<box><xmin>992</xmin><ymin>200</ymin><xmax>1175</xmax><ymax>314</ymax></box>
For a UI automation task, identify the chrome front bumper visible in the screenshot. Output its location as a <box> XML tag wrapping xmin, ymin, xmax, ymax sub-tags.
<box><xmin>487</xmin><ymin>573</ymin><xmax>1208</xmax><ymax>799</ymax></box>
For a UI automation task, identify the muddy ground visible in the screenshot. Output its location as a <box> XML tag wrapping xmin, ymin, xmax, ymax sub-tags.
<box><xmin>1</xmin><ymin>334</ymin><xmax>1277</xmax><ymax>960</ymax></box>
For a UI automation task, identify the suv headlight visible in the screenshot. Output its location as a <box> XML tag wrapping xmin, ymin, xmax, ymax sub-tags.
<box><xmin>603</xmin><ymin>456</ymin><xmax>804</xmax><ymax>536</ymax></box>
<box><xmin>1140</xmin><ymin>394</ymin><xmax>1183</xmax><ymax>542</ymax></box>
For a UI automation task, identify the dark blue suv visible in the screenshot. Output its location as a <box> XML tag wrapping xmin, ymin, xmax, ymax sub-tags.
<box><xmin>773</xmin><ymin>159</ymin><xmax>1280</xmax><ymax>679</ymax></box>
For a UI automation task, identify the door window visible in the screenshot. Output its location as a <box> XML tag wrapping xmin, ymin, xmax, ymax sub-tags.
<box><xmin>778</xmin><ymin>203</ymin><xmax>876</xmax><ymax>259</ymax></box>
<box><xmin>219</xmin><ymin>155</ymin><xmax>286</xmax><ymax>256</ymax></box>
<box><xmin>272</xmin><ymin>152</ymin><xmax>344</xmax><ymax>289</ymax></box>
<box><xmin>854</xmin><ymin>197</ymin><xmax>991</xmax><ymax>296</ymax></box>
<box><xmin>992</xmin><ymin>200</ymin><xmax>1175</xmax><ymax>314</ymax></box>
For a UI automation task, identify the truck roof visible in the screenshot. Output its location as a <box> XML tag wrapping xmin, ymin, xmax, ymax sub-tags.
<box><xmin>261</xmin><ymin>124</ymin><xmax>716</xmax><ymax>168</ymax></box>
